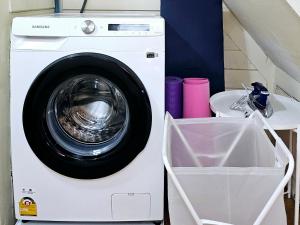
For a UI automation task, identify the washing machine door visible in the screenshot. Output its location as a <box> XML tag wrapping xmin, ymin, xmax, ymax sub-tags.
<box><xmin>23</xmin><ymin>53</ymin><xmax>152</xmax><ymax>179</ymax></box>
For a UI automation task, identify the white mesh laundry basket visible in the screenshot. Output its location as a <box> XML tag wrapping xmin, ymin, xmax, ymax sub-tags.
<box><xmin>163</xmin><ymin>111</ymin><xmax>294</xmax><ymax>225</ymax></box>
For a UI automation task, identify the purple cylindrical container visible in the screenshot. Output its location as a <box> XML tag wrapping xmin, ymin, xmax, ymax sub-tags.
<box><xmin>165</xmin><ymin>76</ymin><xmax>183</xmax><ymax>118</ymax></box>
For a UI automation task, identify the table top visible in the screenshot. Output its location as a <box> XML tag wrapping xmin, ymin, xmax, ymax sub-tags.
<box><xmin>210</xmin><ymin>90</ymin><xmax>300</xmax><ymax>130</ymax></box>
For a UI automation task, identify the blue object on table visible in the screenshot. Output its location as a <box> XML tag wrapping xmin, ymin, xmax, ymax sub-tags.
<box><xmin>251</xmin><ymin>82</ymin><xmax>265</xmax><ymax>96</ymax></box>
<box><xmin>248</xmin><ymin>82</ymin><xmax>273</xmax><ymax>117</ymax></box>
<box><xmin>249</xmin><ymin>82</ymin><xmax>269</xmax><ymax>110</ymax></box>
<box><xmin>161</xmin><ymin>0</ymin><xmax>225</xmax><ymax>95</ymax></box>
<box><xmin>255</xmin><ymin>88</ymin><xmax>269</xmax><ymax>110</ymax></box>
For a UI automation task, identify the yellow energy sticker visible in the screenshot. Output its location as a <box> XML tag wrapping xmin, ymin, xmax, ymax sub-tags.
<box><xmin>19</xmin><ymin>197</ymin><xmax>37</xmax><ymax>216</ymax></box>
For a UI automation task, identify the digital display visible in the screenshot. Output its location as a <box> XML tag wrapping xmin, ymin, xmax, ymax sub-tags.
<box><xmin>108</xmin><ymin>24</ymin><xmax>150</xmax><ymax>31</ymax></box>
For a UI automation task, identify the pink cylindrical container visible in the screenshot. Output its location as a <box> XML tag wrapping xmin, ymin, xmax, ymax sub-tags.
<box><xmin>183</xmin><ymin>78</ymin><xmax>211</xmax><ymax>118</ymax></box>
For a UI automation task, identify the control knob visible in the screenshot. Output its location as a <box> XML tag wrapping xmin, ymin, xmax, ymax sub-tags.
<box><xmin>81</xmin><ymin>20</ymin><xmax>95</xmax><ymax>34</ymax></box>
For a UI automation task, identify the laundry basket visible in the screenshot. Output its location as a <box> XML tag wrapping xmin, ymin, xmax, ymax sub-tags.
<box><xmin>163</xmin><ymin>111</ymin><xmax>294</xmax><ymax>225</ymax></box>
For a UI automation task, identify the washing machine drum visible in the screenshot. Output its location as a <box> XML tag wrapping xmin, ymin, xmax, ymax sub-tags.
<box><xmin>23</xmin><ymin>53</ymin><xmax>152</xmax><ymax>179</ymax></box>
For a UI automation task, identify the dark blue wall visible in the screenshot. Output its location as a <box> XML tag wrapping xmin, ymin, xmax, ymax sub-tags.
<box><xmin>161</xmin><ymin>0</ymin><xmax>225</xmax><ymax>95</ymax></box>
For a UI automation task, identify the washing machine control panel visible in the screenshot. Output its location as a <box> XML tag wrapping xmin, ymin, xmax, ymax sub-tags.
<box><xmin>12</xmin><ymin>17</ymin><xmax>165</xmax><ymax>37</ymax></box>
<box><xmin>81</xmin><ymin>20</ymin><xmax>96</xmax><ymax>34</ymax></box>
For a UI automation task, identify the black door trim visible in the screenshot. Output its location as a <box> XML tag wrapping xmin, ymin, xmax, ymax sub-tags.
<box><xmin>23</xmin><ymin>53</ymin><xmax>152</xmax><ymax>179</ymax></box>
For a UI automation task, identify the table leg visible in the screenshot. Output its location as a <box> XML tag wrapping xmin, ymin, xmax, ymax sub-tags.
<box><xmin>288</xmin><ymin>130</ymin><xmax>293</xmax><ymax>198</ymax></box>
<box><xmin>294</xmin><ymin>127</ymin><xmax>299</xmax><ymax>225</ymax></box>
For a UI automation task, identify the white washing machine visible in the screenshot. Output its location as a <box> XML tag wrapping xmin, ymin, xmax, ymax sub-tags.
<box><xmin>10</xmin><ymin>14</ymin><xmax>164</xmax><ymax>222</ymax></box>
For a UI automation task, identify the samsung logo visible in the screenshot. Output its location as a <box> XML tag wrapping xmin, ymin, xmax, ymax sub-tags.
<box><xmin>32</xmin><ymin>25</ymin><xmax>50</xmax><ymax>29</ymax></box>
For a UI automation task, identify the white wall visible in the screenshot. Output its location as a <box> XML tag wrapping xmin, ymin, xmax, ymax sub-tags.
<box><xmin>10</xmin><ymin>0</ymin><xmax>53</xmax><ymax>12</ymax></box>
<box><xmin>62</xmin><ymin>0</ymin><xmax>160</xmax><ymax>11</ymax></box>
<box><xmin>223</xmin><ymin>5</ymin><xmax>269</xmax><ymax>90</ymax></box>
<box><xmin>287</xmin><ymin>0</ymin><xmax>300</xmax><ymax>16</ymax></box>
<box><xmin>223</xmin><ymin>4</ymin><xmax>300</xmax><ymax>100</ymax></box>
<box><xmin>0</xmin><ymin>0</ymin><xmax>14</xmax><ymax>224</ymax></box>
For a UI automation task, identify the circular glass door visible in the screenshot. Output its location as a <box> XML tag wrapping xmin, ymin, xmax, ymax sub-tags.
<box><xmin>46</xmin><ymin>75</ymin><xmax>129</xmax><ymax>157</ymax></box>
<box><xmin>23</xmin><ymin>53</ymin><xmax>152</xmax><ymax>179</ymax></box>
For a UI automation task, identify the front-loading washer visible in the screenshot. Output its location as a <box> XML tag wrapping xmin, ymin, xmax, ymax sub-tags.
<box><xmin>10</xmin><ymin>14</ymin><xmax>164</xmax><ymax>222</ymax></box>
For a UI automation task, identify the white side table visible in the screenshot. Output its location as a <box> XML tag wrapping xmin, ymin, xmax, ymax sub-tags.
<box><xmin>210</xmin><ymin>90</ymin><xmax>300</xmax><ymax>225</ymax></box>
